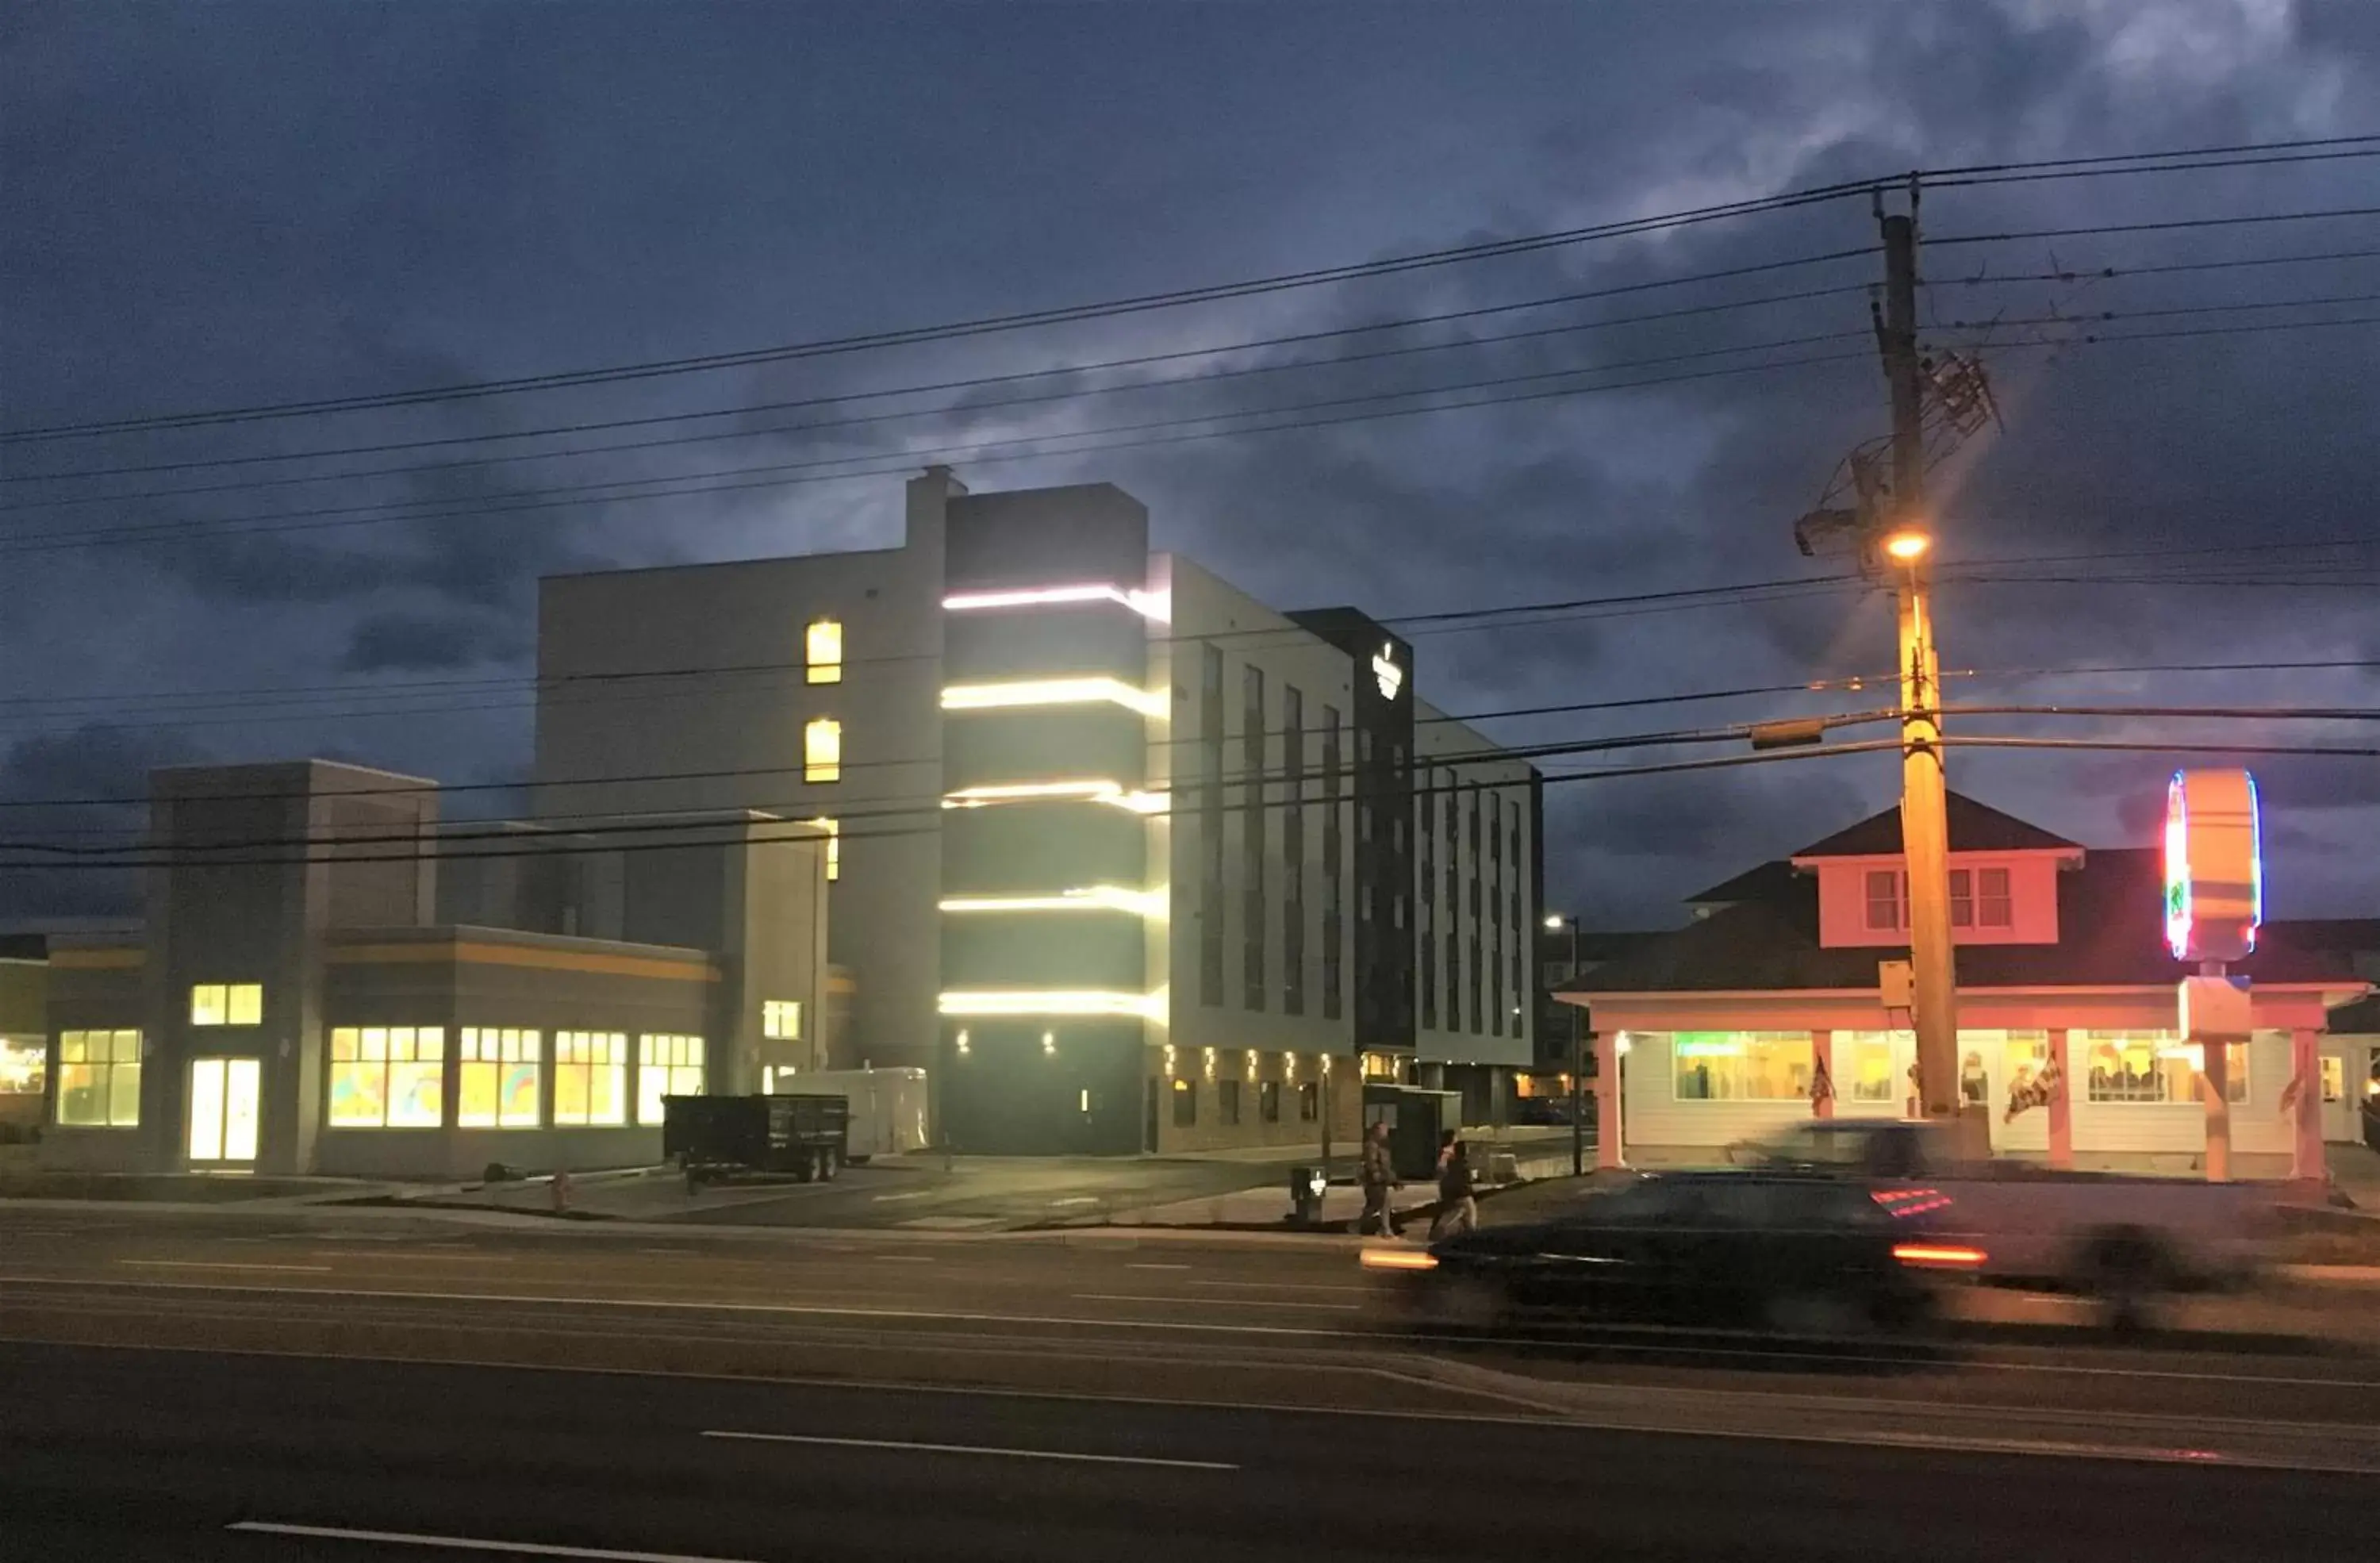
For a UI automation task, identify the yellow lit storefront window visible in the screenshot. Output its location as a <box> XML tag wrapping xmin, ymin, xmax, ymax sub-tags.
<box><xmin>459</xmin><ymin>1027</ymin><xmax>542</xmax><ymax>1127</ymax></box>
<box><xmin>1837</xmin><ymin>1032</ymin><xmax>1901</xmax><ymax>1103</ymax></box>
<box><xmin>2083</xmin><ymin>1031</ymin><xmax>2246</xmax><ymax>1104</ymax></box>
<box><xmin>328</xmin><ymin>1026</ymin><xmax>445</xmax><ymax>1128</ymax></box>
<box><xmin>56</xmin><ymin>1030</ymin><xmax>141</xmax><ymax>1127</ymax></box>
<box><xmin>553</xmin><ymin>1032</ymin><xmax>628</xmax><ymax>1126</ymax></box>
<box><xmin>638</xmin><ymin>1034</ymin><xmax>704</xmax><ymax>1124</ymax></box>
<box><xmin>806</xmin><ymin>618</ymin><xmax>843</xmax><ymax>684</ymax></box>
<box><xmin>0</xmin><ymin>1036</ymin><xmax>45</xmax><ymax>1099</ymax></box>
<box><xmin>1672</xmin><ymin>1031</ymin><xmax>1814</xmax><ymax>1101</ymax></box>
<box><xmin>804</xmin><ymin>717</ymin><xmax>841</xmax><ymax>782</ymax></box>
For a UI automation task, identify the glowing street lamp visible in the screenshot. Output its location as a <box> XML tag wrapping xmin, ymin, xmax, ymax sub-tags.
<box><xmin>1881</xmin><ymin>528</ymin><xmax>1932</xmax><ymax>563</ymax></box>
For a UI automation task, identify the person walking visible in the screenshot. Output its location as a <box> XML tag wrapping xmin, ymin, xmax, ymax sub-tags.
<box><xmin>1358</xmin><ymin>1121</ymin><xmax>1401</xmax><ymax>1238</ymax></box>
<box><xmin>1430</xmin><ymin>1135</ymin><xmax>1478</xmax><ymax>1242</ymax></box>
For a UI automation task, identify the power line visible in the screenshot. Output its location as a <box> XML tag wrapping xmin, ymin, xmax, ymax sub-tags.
<box><xmin>10</xmin><ymin>135</ymin><xmax>2373</xmax><ymax>446</ymax></box>
<box><xmin>0</xmin><ymin>183</ymin><xmax>1881</xmax><ymax>444</ymax></box>
<box><xmin>0</xmin><ymin>254</ymin><xmax>1883</xmax><ymax>495</ymax></box>
<box><xmin>1929</xmin><ymin>203</ymin><xmax>2380</xmax><ymax>249</ymax></box>
<box><xmin>0</xmin><ymin>345</ymin><xmax>1880</xmax><ymax>555</ymax></box>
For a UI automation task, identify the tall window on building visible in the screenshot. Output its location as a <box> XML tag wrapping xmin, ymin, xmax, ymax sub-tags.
<box><xmin>1418</xmin><ymin>777</ymin><xmax>1438</xmax><ymax>1031</ymax></box>
<box><xmin>1242</xmin><ymin>665</ymin><xmax>1266</xmax><ymax>1012</ymax></box>
<box><xmin>1320</xmin><ymin>705</ymin><xmax>1343</xmax><ymax>1021</ymax></box>
<box><xmin>1282</xmin><ymin>684</ymin><xmax>1305</xmax><ymax>1016</ymax></box>
<box><xmin>553</xmin><ymin>1032</ymin><xmax>628</xmax><ymax>1126</ymax></box>
<box><xmin>55</xmin><ymin>1030</ymin><xmax>140</xmax><ymax>1127</ymax></box>
<box><xmin>459</xmin><ymin>1027</ymin><xmax>542</xmax><ymax>1128</ymax></box>
<box><xmin>190</xmin><ymin>983</ymin><xmax>263</xmax><ymax>1027</ymax></box>
<box><xmin>804</xmin><ymin>817</ymin><xmax>840</xmax><ymax>881</ymax></box>
<box><xmin>1508</xmin><ymin>800</ymin><xmax>1525</xmax><ymax>1012</ymax></box>
<box><xmin>638</xmin><ymin>1035</ymin><xmax>705</xmax><ymax>1123</ymax></box>
<box><xmin>328</xmin><ymin>1026</ymin><xmax>445</xmax><ymax>1128</ymax></box>
<box><xmin>762</xmin><ymin>1000</ymin><xmax>802</xmax><ymax>1041</ymax></box>
<box><xmin>805</xmin><ymin>618</ymin><xmax>843</xmax><ymax>684</ymax></box>
<box><xmin>1172</xmin><ymin>1076</ymin><xmax>1197</xmax><ymax>1127</ymax></box>
<box><xmin>804</xmin><ymin>717</ymin><xmax>842</xmax><ymax>782</ymax></box>
<box><xmin>1199</xmin><ymin>645</ymin><xmax>1226</xmax><ymax>1007</ymax></box>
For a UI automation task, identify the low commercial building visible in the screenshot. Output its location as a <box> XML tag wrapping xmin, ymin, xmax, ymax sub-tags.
<box><xmin>534</xmin><ymin>470</ymin><xmax>1544</xmax><ymax>1154</ymax></box>
<box><xmin>36</xmin><ymin>759</ymin><xmax>828</xmax><ymax>1178</ymax></box>
<box><xmin>1559</xmin><ymin>793</ymin><xmax>2372</xmax><ymax>1176</ymax></box>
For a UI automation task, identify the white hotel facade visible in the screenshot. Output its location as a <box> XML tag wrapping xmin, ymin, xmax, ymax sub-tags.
<box><xmin>533</xmin><ymin>470</ymin><xmax>1541</xmax><ymax>1154</ymax></box>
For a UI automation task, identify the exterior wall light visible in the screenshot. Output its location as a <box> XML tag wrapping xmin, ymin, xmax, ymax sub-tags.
<box><xmin>943</xmin><ymin>584</ymin><xmax>1171</xmax><ymax>623</ymax></box>
<box><xmin>941</xmin><ymin>678</ymin><xmax>1170</xmax><ymax>720</ymax></box>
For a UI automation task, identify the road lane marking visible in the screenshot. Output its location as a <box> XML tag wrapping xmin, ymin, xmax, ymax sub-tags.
<box><xmin>117</xmin><ymin>1261</ymin><xmax>332</xmax><ymax>1273</ymax></box>
<box><xmin>870</xmin><ymin>1189</ymin><xmax>933</xmax><ymax>1202</ymax></box>
<box><xmin>228</xmin><ymin>1521</ymin><xmax>758</xmax><ymax>1561</ymax></box>
<box><xmin>1048</xmin><ymin>1196</ymin><xmax>1099</xmax><ymax>1207</ymax></box>
<box><xmin>1127</xmin><ymin>1262</ymin><xmax>1192</xmax><ymax>1271</ymax></box>
<box><xmin>702</xmin><ymin>1428</ymin><xmax>1237</xmax><ymax>1469</ymax></box>
<box><xmin>1076</xmin><ymin>1292</ymin><xmax>1360</xmax><ymax>1311</ymax></box>
<box><xmin>1186</xmin><ymin>1280</ymin><xmax>1365</xmax><ymax>1293</ymax></box>
<box><xmin>873</xmin><ymin>1254</ymin><xmax>935</xmax><ymax>1263</ymax></box>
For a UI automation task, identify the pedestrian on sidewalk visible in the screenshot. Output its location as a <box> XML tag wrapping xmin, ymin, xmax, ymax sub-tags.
<box><xmin>1430</xmin><ymin>1135</ymin><xmax>1477</xmax><ymax>1242</ymax></box>
<box><xmin>1359</xmin><ymin>1121</ymin><xmax>1401</xmax><ymax>1238</ymax></box>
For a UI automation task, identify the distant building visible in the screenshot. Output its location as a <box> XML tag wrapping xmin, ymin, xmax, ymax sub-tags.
<box><xmin>36</xmin><ymin>760</ymin><xmax>827</xmax><ymax>1178</ymax></box>
<box><xmin>1558</xmin><ymin>793</ymin><xmax>2373</xmax><ymax>1175</ymax></box>
<box><xmin>534</xmin><ymin>470</ymin><xmax>1543</xmax><ymax>1154</ymax></box>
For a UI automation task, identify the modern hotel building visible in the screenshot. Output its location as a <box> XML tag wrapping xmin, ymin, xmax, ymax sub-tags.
<box><xmin>535</xmin><ymin>470</ymin><xmax>1542</xmax><ymax>1154</ymax></box>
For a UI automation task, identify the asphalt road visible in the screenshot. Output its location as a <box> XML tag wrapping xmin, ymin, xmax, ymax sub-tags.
<box><xmin>6</xmin><ymin>1339</ymin><xmax>2374</xmax><ymax>1563</ymax></box>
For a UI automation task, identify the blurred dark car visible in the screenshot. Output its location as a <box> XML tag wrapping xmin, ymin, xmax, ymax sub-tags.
<box><xmin>1365</xmin><ymin>1172</ymin><xmax>1952</xmax><ymax>1336</ymax></box>
<box><xmin>1510</xmin><ymin>1096</ymin><xmax>1574</xmax><ymax>1126</ymax></box>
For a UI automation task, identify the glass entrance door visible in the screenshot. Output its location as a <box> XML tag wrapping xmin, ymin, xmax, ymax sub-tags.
<box><xmin>188</xmin><ymin>1057</ymin><xmax>261</xmax><ymax>1166</ymax></box>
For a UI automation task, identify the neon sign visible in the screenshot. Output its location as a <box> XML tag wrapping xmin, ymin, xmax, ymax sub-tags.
<box><xmin>2163</xmin><ymin>769</ymin><xmax>2263</xmax><ymax>963</ymax></box>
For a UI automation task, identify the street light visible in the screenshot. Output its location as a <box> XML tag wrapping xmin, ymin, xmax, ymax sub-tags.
<box><xmin>1882</xmin><ymin>527</ymin><xmax>1932</xmax><ymax>563</ymax></box>
<box><xmin>1546</xmin><ymin>912</ymin><xmax>1584</xmax><ymax>1177</ymax></box>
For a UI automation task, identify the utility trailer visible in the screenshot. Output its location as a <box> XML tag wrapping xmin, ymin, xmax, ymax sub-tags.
<box><xmin>663</xmin><ymin>1093</ymin><xmax>850</xmax><ymax>1190</ymax></box>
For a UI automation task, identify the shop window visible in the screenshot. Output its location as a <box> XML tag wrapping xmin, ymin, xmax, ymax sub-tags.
<box><xmin>2082</xmin><ymin>1032</ymin><xmax>2247</xmax><ymax>1104</ymax></box>
<box><xmin>1671</xmin><ymin>1032</ymin><xmax>1814</xmax><ymax>1101</ymax></box>
<box><xmin>191</xmin><ymin>983</ymin><xmax>263</xmax><ymax>1027</ymax></box>
<box><xmin>1219</xmin><ymin>1079</ymin><xmax>1242</xmax><ymax>1126</ymax></box>
<box><xmin>805</xmin><ymin>618</ymin><xmax>843</xmax><ymax>685</ymax></box>
<box><xmin>804</xmin><ymin>717</ymin><xmax>842</xmax><ymax>783</ymax></box>
<box><xmin>1260</xmin><ymin>1080</ymin><xmax>1281</xmax><ymax>1123</ymax></box>
<box><xmin>1298</xmin><ymin>1081</ymin><xmax>1319</xmax><ymax>1122</ymax></box>
<box><xmin>55</xmin><ymin>1030</ymin><xmax>141</xmax><ymax>1127</ymax></box>
<box><xmin>1172</xmin><ymin>1076</ymin><xmax>1196</xmax><ymax>1127</ymax></box>
<box><xmin>638</xmin><ymin>1034</ymin><xmax>706</xmax><ymax>1124</ymax></box>
<box><xmin>328</xmin><ymin>1026</ymin><xmax>445</xmax><ymax>1128</ymax></box>
<box><xmin>1838</xmin><ymin>1032</ymin><xmax>1899</xmax><ymax>1102</ymax></box>
<box><xmin>762</xmin><ymin>1000</ymin><xmax>802</xmax><ymax>1041</ymax></box>
<box><xmin>459</xmin><ymin>1027</ymin><xmax>542</xmax><ymax>1128</ymax></box>
<box><xmin>553</xmin><ymin>1032</ymin><xmax>628</xmax><ymax>1126</ymax></box>
<box><xmin>0</xmin><ymin>1036</ymin><xmax>45</xmax><ymax>1099</ymax></box>
<box><xmin>2321</xmin><ymin>1055</ymin><xmax>2345</xmax><ymax>1103</ymax></box>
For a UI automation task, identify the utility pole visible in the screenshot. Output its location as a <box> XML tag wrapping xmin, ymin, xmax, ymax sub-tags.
<box><xmin>1876</xmin><ymin>186</ymin><xmax>1966</xmax><ymax>1142</ymax></box>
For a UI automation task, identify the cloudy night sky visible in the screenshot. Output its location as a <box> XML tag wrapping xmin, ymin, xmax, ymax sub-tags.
<box><xmin>3</xmin><ymin>0</ymin><xmax>2375</xmax><ymax>930</ymax></box>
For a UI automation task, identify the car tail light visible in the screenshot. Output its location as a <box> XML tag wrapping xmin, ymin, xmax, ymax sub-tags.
<box><xmin>1893</xmin><ymin>1242</ymin><xmax>1987</xmax><ymax>1269</ymax></box>
<box><xmin>1361</xmin><ymin>1248</ymin><xmax>1439</xmax><ymax>1272</ymax></box>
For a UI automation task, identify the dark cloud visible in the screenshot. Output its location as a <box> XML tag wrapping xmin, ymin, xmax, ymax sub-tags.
<box><xmin>340</xmin><ymin>608</ymin><xmax>528</xmax><ymax>674</ymax></box>
<box><xmin>0</xmin><ymin>725</ymin><xmax>209</xmax><ymax>922</ymax></box>
<box><xmin>2</xmin><ymin>0</ymin><xmax>2374</xmax><ymax>927</ymax></box>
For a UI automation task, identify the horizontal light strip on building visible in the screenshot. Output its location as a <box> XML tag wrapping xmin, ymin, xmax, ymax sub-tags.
<box><xmin>939</xmin><ymin>885</ymin><xmax>1168</xmax><ymax>919</ymax></box>
<box><xmin>940</xmin><ymin>778</ymin><xmax>1168</xmax><ymax>814</ymax></box>
<box><xmin>938</xmin><ymin>989</ymin><xmax>1169</xmax><ymax>1021</ymax></box>
<box><xmin>943</xmin><ymin>584</ymin><xmax>1171</xmax><ymax>623</ymax></box>
<box><xmin>940</xmin><ymin>677</ymin><xmax>1170</xmax><ymax>720</ymax></box>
